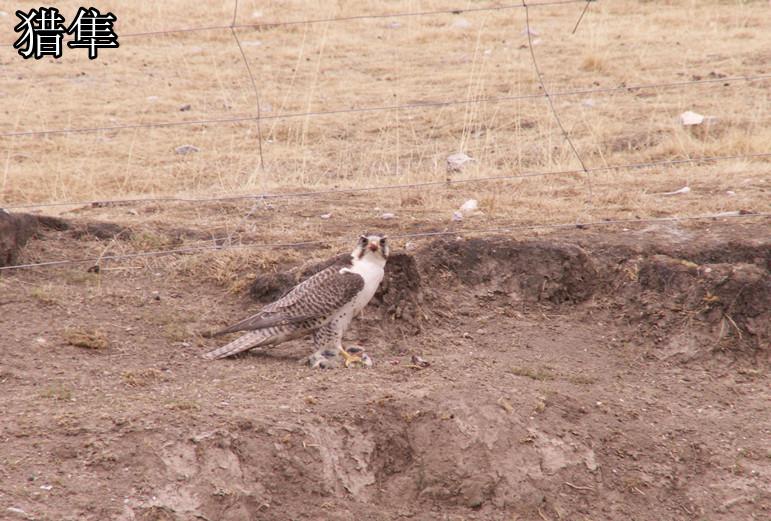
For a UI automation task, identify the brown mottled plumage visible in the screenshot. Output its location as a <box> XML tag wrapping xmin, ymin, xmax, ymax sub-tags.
<box><xmin>202</xmin><ymin>234</ymin><xmax>389</xmax><ymax>368</ymax></box>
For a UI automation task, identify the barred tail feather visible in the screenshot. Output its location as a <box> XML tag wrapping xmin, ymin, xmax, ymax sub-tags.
<box><xmin>202</xmin><ymin>330</ymin><xmax>273</xmax><ymax>360</ymax></box>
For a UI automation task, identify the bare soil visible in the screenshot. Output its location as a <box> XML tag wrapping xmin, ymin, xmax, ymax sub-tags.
<box><xmin>1</xmin><ymin>217</ymin><xmax>769</xmax><ymax>521</ymax></box>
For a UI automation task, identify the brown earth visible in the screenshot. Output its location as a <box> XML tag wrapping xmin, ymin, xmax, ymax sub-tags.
<box><xmin>0</xmin><ymin>216</ymin><xmax>769</xmax><ymax>521</ymax></box>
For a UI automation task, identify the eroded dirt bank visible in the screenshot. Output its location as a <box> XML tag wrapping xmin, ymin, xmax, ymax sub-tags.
<box><xmin>0</xmin><ymin>220</ymin><xmax>768</xmax><ymax>520</ymax></box>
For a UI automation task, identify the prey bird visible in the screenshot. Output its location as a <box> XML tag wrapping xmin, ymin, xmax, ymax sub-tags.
<box><xmin>202</xmin><ymin>234</ymin><xmax>389</xmax><ymax>368</ymax></box>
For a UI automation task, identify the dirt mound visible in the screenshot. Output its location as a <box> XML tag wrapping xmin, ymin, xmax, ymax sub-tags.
<box><xmin>0</xmin><ymin>210</ymin><xmax>39</xmax><ymax>266</ymax></box>
<box><xmin>418</xmin><ymin>237</ymin><xmax>598</xmax><ymax>304</ymax></box>
<box><xmin>249</xmin><ymin>239</ymin><xmax>596</xmax><ymax>331</ymax></box>
<box><xmin>247</xmin><ymin>235</ymin><xmax>767</xmax><ymax>355</ymax></box>
<box><xmin>617</xmin><ymin>254</ymin><xmax>769</xmax><ymax>355</ymax></box>
<box><xmin>0</xmin><ymin>210</ymin><xmax>133</xmax><ymax>267</ymax></box>
<box><xmin>112</xmin><ymin>391</ymin><xmax>599</xmax><ymax>521</ymax></box>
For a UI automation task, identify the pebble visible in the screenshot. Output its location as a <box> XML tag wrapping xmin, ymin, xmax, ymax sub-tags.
<box><xmin>446</xmin><ymin>152</ymin><xmax>475</xmax><ymax>171</ymax></box>
<box><xmin>175</xmin><ymin>144</ymin><xmax>200</xmax><ymax>155</ymax></box>
<box><xmin>459</xmin><ymin>199</ymin><xmax>478</xmax><ymax>213</ymax></box>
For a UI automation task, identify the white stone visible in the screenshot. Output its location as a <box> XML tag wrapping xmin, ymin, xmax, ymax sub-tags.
<box><xmin>680</xmin><ymin>111</ymin><xmax>705</xmax><ymax>126</ymax></box>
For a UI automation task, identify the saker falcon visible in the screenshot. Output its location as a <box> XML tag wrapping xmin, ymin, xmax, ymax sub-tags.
<box><xmin>202</xmin><ymin>234</ymin><xmax>389</xmax><ymax>368</ymax></box>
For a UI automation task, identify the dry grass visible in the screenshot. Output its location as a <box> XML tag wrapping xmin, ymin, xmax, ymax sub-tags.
<box><xmin>30</xmin><ymin>284</ymin><xmax>61</xmax><ymax>305</ymax></box>
<box><xmin>511</xmin><ymin>365</ymin><xmax>555</xmax><ymax>381</ymax></box>
<box><xmin>122</xmin><ymin>368</ymin><xmax>166</xmax><ymax>387</ymax></box>
<box><xmin>63</xmin><ymin>327</ymin><xmax>110</xmax><ymax>350</ymax></box>
<box><xmin>0</xmin><ymin>0</ymin><xmax>769</xmax><ymax>259</ymax></box>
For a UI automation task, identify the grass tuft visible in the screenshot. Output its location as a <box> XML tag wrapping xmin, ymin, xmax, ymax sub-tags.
<box><xmin>63</xmin><ymin>328</ymin><xmax>109</xmax><ymax>350</ymax></box>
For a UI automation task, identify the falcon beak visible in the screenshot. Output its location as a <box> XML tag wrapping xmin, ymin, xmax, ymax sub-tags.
<box><xmin>368</xmin><ymin>242</ymin><xmax>379</xmax><ymax>252</ymax></box>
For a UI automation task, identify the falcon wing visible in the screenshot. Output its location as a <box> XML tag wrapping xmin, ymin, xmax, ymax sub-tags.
<box><xmin>210</xmin><ymin>263</ymin><xmax>364</xmax><ymax>336</ymax></box>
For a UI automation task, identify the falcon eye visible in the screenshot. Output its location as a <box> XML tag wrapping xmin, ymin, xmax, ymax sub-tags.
<box><xmin>359</xmin><ymin>236</ymin><xmax>368</xmax><ymax>244</ymax></box>
<box><xmin>379</xmin><ymin>238</ymin><xmax>386</xmax><ymax>246</ymax></box>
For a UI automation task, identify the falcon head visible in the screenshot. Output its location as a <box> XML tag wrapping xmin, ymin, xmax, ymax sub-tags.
<box><xmin>353</xmin><ymin>233</ymin><xmax>389</xmax><ymax>261</ymax></box>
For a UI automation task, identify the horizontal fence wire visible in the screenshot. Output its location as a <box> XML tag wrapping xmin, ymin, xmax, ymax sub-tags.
<box><xmin>2</xmin><ymin>74</ymin><xmax>769</xmax><ymax>138</ymax></box>
<box><xmin>1</xmin><ymin>212</ymin><xmax>768</xmax><ymax>272</ymax></box>
<box><xmin>1</xmin><ymin>0</ymin><xmax>589</xmax><ymax>45</ymax></box>
<box><xmin>4</xmin><ymin>152</ymin><xmax>771</xmax><ymax>211</ymax></box>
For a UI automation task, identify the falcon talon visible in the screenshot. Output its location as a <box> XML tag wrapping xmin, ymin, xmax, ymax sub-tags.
<box><xmin>339</xmin><ymin>346</ymin><xmax>373</xmax><ymax>368</ymax></box>
<box><xmin>202</xmin><ymin>234</ymin><xmax>389</xmax><ymax>365</ymax></box>
<box><xmin>340</xmin><ymin>348</ymin><xmax>362</xmax><ymax>368</ymax></box>
<box><xmin>343</xmin><ymin>354</ymin><xmax>373</xmax><ymax>369</ymax></box>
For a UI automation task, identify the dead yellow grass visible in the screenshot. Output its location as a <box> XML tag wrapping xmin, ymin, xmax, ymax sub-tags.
<box><xmin>0</xmin><ymin>0</ymin><xmax>769</xmax><ymax>252</ymax></box>
<box><xmin>63</xmin><ymin>327</ymin><xmax>110</xmax><ymax>350</ymax></box>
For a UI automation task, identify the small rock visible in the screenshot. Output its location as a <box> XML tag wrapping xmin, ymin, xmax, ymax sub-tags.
<box><xmin>410</xmin><ymin>355</ymin><xmax>431</xmax><ymax>368</ymax></box>
<box><xmin>726</xmin><ymin>190</ymin><xmax>736</xmax><ymax>196</ymax></box>
<box><xmin>179</xmin><ymin>104</ymin><xmax>192</xmax><ymax>111</ymax></box>
<box><xmin>146</xmin><ymin>96</ymin><xmax>159</xmax><ymax>102</ymax></box>
<box><xmin>175</xmin><ymin>144</ymin><xmax>200</xmax><ymax>155</ymax></box>
<box><xmin>452</xmin><ymin>211</ymin><xmax>464</xmax><ymax>222</ymax></box>
<box><xmin>446</xmin><ymin>152</ymin><xmax>475</xmax><ymax>171</ymax></box>
<box><xmin>251</xmin><ymin>10</ymin><xmax>263</xmax><ymax>18</ymax></box>
<box><xmin>679</xmin><ymin>110</ymin><xmax>705</xmax><ymax>126</ymax></box>
<box><xmin>582</xmin><ymin>98</ymin><xmax>596</xmax><ymax>108</ymax></box>
<box><xmin>522</xmin><ymin>27</ymin><xmax>539</xmax><ymax>37</ymax></box>
<box><xmin>0</xmin><ymin>11</ymin><xmax>8</xmax><ymax>17</ymax></box>
<box><xmin>452</xmin><ymin>18</ymin><xmax>471</xmax><ymax>29</ymax></box>
<box><xmin>380</xmin><ymin>212</ymin><xmax>396</xmax><ymax>220</ymax></box>
<box><xmin>243</xmin><ymin>40</ymin><xmax>262</xmax><ymax>47</ymax></box>
<box><xmin>40</xmin><ymin>484</ymin><xmax>53</xmax><ymax>491</ymax></box>
<box><xmin>387</xmin><ymin>21</ymin><xmax>402</xmax><ymax>29</ymax></box>
<box><xmin>459</xmin><ymin>199</ymin><xmax>478</xmax><ymax>213</ymax></box>
<box><xmin>659</xmin><ymin>186</ymin><xmax>691</xmax><ymax>196</ymax></box>
<box><xmin>35</xmin><ymin>337</ymin><xmax>47</xmax><ymax>345</ymax></box>
<box><xmin>320</xmin><ymin>213</ymin><xmax>332</xmax><ymax>219</ymax></box>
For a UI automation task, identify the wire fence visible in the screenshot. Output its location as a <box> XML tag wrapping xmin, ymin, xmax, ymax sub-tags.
<box><xmin>5</xmin><ymin>152</ymin><xmax>770</xmax><ymax>211</ymax></box>
<box><xmin>3</xmin><ymin>74</ymin><xmax>769</xmax><ymax>138</ymax></box>
<box><xmin>1</xmin><ymin>0</ymin><xmax>590</xmax><ymax>46</ymax></box>
<box><xmin>2</xmin><ymin>0</ymin><xmax>769</xmax><ymax>272</ymax></box>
